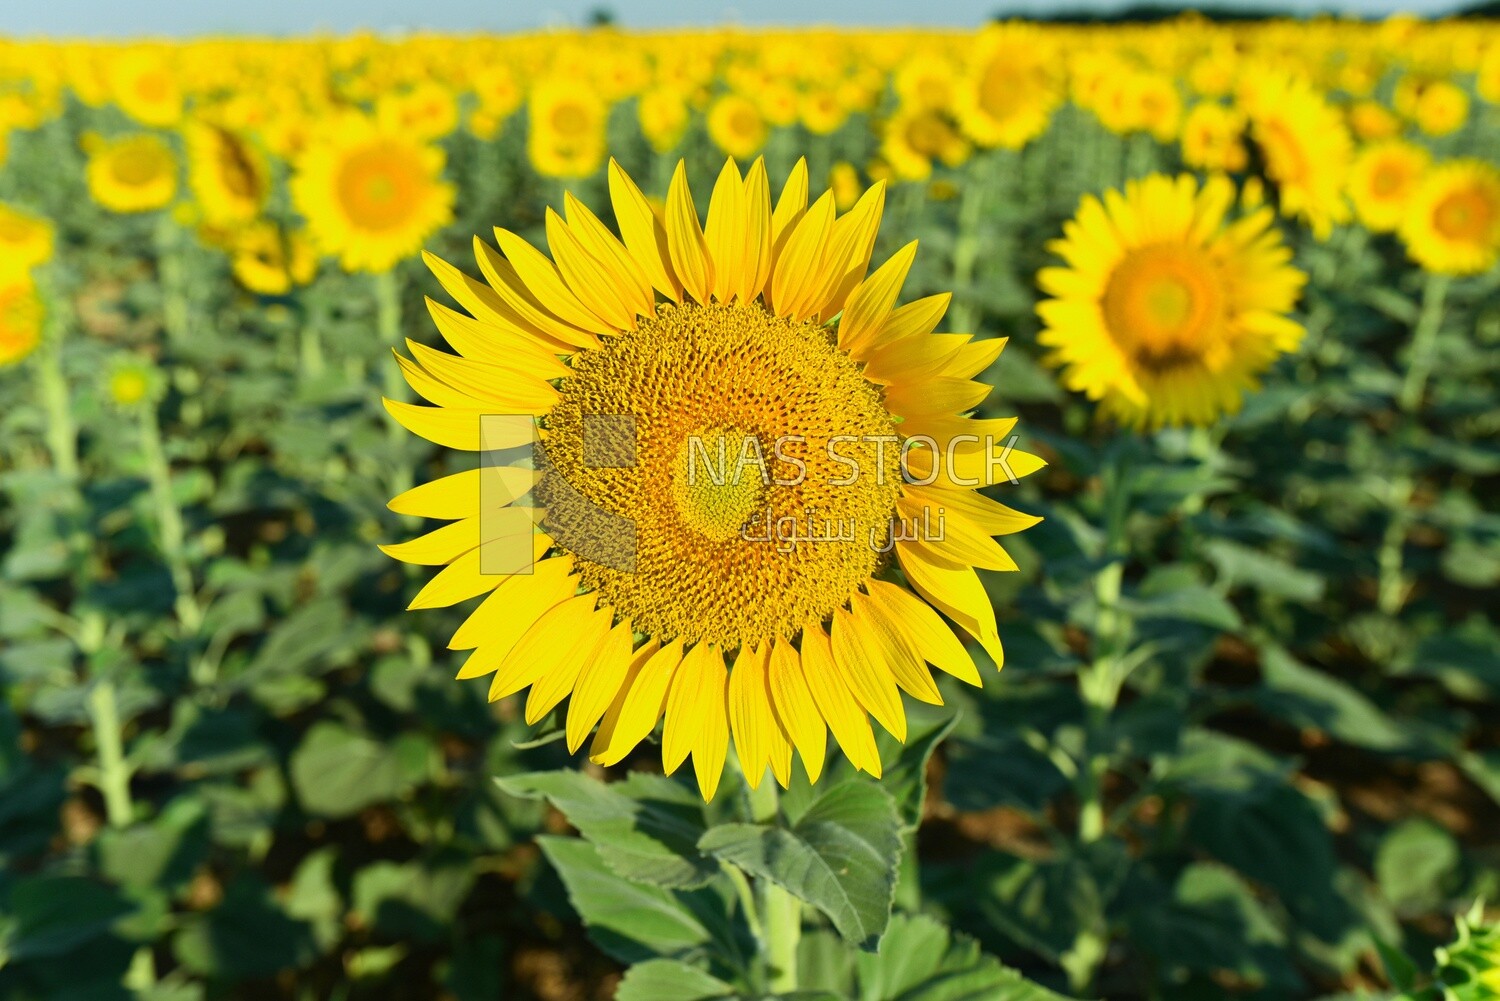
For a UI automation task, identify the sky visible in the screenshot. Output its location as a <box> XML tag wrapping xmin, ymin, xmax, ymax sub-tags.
<box><xmin>0</xmin><ymin>0</ymin><xmax>1459</xmax><ymax>36</ymax></box>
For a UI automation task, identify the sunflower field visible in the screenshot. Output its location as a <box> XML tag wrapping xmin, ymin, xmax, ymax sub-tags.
<box><xmin>2</xmin><ymin>16</ymin><xmax>1500</xmax><ymax>1001</ymax></box>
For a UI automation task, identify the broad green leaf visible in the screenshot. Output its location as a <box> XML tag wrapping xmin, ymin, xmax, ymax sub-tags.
<box><xmin>538</xmin><ymin>835</ymin><xmax>740</xmax><ymax>966</ymax></box>
<box><xmin>351</xmin><ymin>855</ymin><xmax>476</xmax><ymax>942</ymax></box>
<box><xmin>615</xmin><ymin>959</ymin><xmax>738</xmax><ymax>1001</ymax></box>
<box><xmin>857</xmin><ymin>913</ymin><xmax>1077</xmax><ymax>1001</ymax></box>
<box><xmin>172</xmin><ymin>875</ymin><xmax>316</xmax><ymax>979</ymax></box>
<box><xmin>1375</xmin><ymin>818</ymin><xmax>1459</xmax><ymax>912</ymax></box>
<box><xmin>700</xmin><ymin>780</ymin><xmax>902</xmax><ymax>948</ymax></box>
<box><xmin>288</xmin><ymin>721</ymin><xmax>429</xmax><ymax>818</ymax></box>
<box><xmin>498</xmin><ymin>770</ymin><xmax>718</xmax><ymax>888</ymax></box>
<box><xmin>1255</xmin><ymin>644</ymin><xmax>1411</xmax><ymax>752</ymax></box>
<box><xmin>1</xmin><ymin>875</ymin><xmax>134</xmax><ymax>961</ymax></box>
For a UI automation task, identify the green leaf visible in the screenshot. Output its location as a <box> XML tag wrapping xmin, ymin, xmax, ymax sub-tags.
<box><xmin>498</xmin><ymin>770</ymin><xmax>718</xmax><ymax>888</ymax></box>
<box><xmin>1</xmin><ymin>875</ymin><xmax>134</xmax><ymax>961</ymax></box>
<box><xmin>699</xmin><ymin>779</ymin><xmax>902</xmax><ymax>948</ymax></box>
<box><xmin>615</xmin><ymin>959</ymin><xmax>737</xmax><ymax>1001</ymax></box>
<box><xmin>288</xmin><ymin>721</ymin><xmax>428</xmax><ymax>818</ymax></box>
<box><xmin>351</xmin><ymin>855</ymin><xmax>477</xmax><ymax>942</ymax></box>
<box><xmin>1203</xmin><ymin>539</ymin><xmax>1325</xmax><ymax>603</ymax></box>
<box><xmin>1255</xmin><ymin>644</ymin><xmax>1412</xmax><ymax>752</ymax></box>
<box><xmin>537</xmin><ymin>835</ymin><xmax>739</xmax><ymax>966</ymax></box>
<box><xmin>1375</xmin><ymin>818</ymin><xmax>1460</xmax><ymax>912</ymax></box>
<box><xmin>857</xmin><ymin>913</ymin><xmax>1077</xmax><ymax>1001</ymax></box>
<box><xmin>172</xmin><ymin>875</ymin><xmax>316</xmax><ymax>979</ymax></box>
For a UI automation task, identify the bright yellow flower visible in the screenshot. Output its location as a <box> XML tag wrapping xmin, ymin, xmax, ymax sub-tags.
<box><xmin>185</xmin><ymin>123</ymin><xmax>269</xmax><ymax>226</ymax></box>
<box><xmin>107</xmin><ymin>359</ymin><xmax>156</xmax><ymax>407</ymax></box>
<box><xmin>378</xmin><ymin>82</ymin><xmax>461</xmax><ymax>142</ymax></box>
<box><xmin>1348</xmin><ymin>100</ymin><xmax>1402</xmax><ymax>141</ymax></box>
<box><xmin>880</xmin><ymin>108</ymin><xmax>969</xmax><ymax>182</ymax></box>
<box><xmin>384</xmin><ymin>157</ymin><xmax>1043</xmax><ymax>798</ymax></box>
<box><xmin>1479</xmin><ymin>43</ymin><xmax>1500</xmax><ymax>104</ymax></box>
<box><xmin>106</xmin><ymin>49</ymin><xmax>183</xmax><ymax>127</ymax></box>
<box><xmin>829</xmin><ymin>161</ymin><xmax>862</xmax><ymax>211</ymax></box>
<box><xmin>291</xmin><ymin>115</ymin><xmax>454</xmax><ymax>274</ymax></box>
<box><xmin>800</xmin><ymin>89</ymin><xmax>847</xmax><ymax>136</ymax></box>
<box><xmin>954</xmin><ymin>24</ymin><xmax>1059</xmax><ymax>150</ymax></box>
<box><xmin>1412</xmin><ymin>80</ymin><xmax>1468</xmax><ymax>137</ymax></box>
<box><xmin>1347</xmin><ymin>140</ymin><xmax>1430</xmax><ymax>233</ymax></box>
<box><xmin>528</xmin><ymin>79</ymin><xmax>608</xmax><ymax>179</ymax></box>
<box><xmin>1400</xmin><ymin>159</ymin><xmax>1500</xmax><ymax>275</ymax></box>
<box><xmin>1131</xmin><ymin>73</ymin><xmax>1183</xmax><ymax>143</ymax></box>
<box><xmin>1181</xmin><ymin>103</ymin><xmax>1248</xmax><ymax>173</ymax></box>
<box><xmin>894</xmin><ymin>54</ymin><xmax>958</xmax><ymax>112</ymax></box>
<box><xmin>230</xmin><ymin>221</ymin><xmax>319</xmax><ymax>295</ymax></box>
<box><xmin>0</xmin><ymin>202</ymin><xmax>55</xmax><ymax>278</ymax></box>
<box><xmin>1037</xmin><ymin>174</ymin><xmax>1307</xmax><ymax>430</ymax></box>
<box><xmin>639</xmin><ymin>88</ymin><xmax>690</xmax><ymax>154</ymax></box>
<box><xmin>0</xmin><ymin>276</ymin><xmax>44</xmax><ymax>368</ymax></box>
<box><xmin>1243</xmin><ymin>73</ymin><xmax>1352</xmax><ymax>239</ymax></box>
<box><xmin>708</xmin><ymin>94</ymin><xmax>769</xmax><ymax>161</ymax></box>
<box><xmin>84</xmin><ymin>133</ymin><xmax>179</xmax><ymax>214</ymax></box>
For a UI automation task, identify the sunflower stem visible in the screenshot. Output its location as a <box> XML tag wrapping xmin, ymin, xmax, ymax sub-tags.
<box><xmin>949</xmin><ymin>153</ymin><xmax>993</xmax><ymax>335</ymax></box>
<box><xmin>155</xmin><ymin>215</ymin><xmax>192</xmax><ymax>345</ymax></box>
<box><xmin>374</xmin><ymin>269</ymin><xmax>413</xmax><ymax>496</ymax></box>
<box><xmin>746</xmin><ymin>778</ymin><xmax>801</xmax><ymax>994</ymax></box>
<box><xmin>87</xmin><ymin>677</ymin><xmax>134</xmax><ymax>828</ymax></box>
<box><xmin>139</xmin><ymin>398</ymin><xmax>203</xmax><ymax>637</ymax></box>
<box><xmin>35</xmin><ymin>272</ymin><xmax>79</xmax><ymax>480</ymax></box>
<box><xmin>1377</xmin><ymin>273</ymin><xmax>1449</xmax><ymax>617</ymax></box>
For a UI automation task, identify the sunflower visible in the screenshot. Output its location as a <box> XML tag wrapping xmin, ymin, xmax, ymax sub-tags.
<box><xmin>107</xmin><ymin>49</ymin><xmax>182</xmax><ymax>128</ymax></box>
<box><xmin>707</xmin><ymin>94</ymin><xmax>769</xmax><ymax>161</ymax></box>
<box><xmin>528</xmin><ymin>80</ymin><xmax>608</xmax><ymax>179</ymax></box>
<box><xmin>1181</xmin><ymin>102</ymin><xmax>1247</xmax><ymax>173</ymax></box>
<box><xmin>639</xmin><ymin>88</ymin><xmax>690</xmax><ymax>154</ymax></box>
<box><xmin>954</xmin><ymin>24</ymin><xmax>1059</xmax><ymax>150</ymax></box>
<box><xmin>880</xmin><ymin>107</ymin><xmax>969</xmax><ymax>182</ymax></box>
<box><xmin>0</xmin><ymin>276</ymin><xmax>43</xmax><ymax>368</ymax></box>
<box><xmin>1347</xmin><ymin>140</ymin><xmax>1430</xmax><ymax>233</ymax></box>
<box><xmin>1242</xmin><ymin>73</ymin><xmax>1352</xmax><ymax>240</ymax></box>
<box><xmin>83</xmin><ymin>133</ymin><xmax>179</xmax><ymax>214</ymax></box>
<box><xmin>382</xmin><ymin>158</ymin><xmax>1044</xmax><ymax>798</ymax></box>
<box><xmin>1037</xmin><ymin>173</ymin><xmax>1307</xmax><ymax>430</ymax></box>
<box><xmin>1348</xmin><ymin>100</ymin><xmax>1402</xmax><ymax>142</ymax></box>
<box><xmin>1411</xmin><ymin>80</ymin><xmax>1469</xmax><ymax>137</ymax></box>
<box><xmin>1400</xmin><ymin>159</ymin><xmax>1500</xmax><ymax>275</ymax></box>
<box><xmin>0</xmin><ymin>201</ymin><xmax>55</xmax><ymax>278</ymax></box>
<box><xmin>230</xmin><ymin>221</ymin><xmax>319</xmax><ymax>295</ymax></box>
<box><xmin>185</xmin><ymin>122</ymin><xmax>269</xmax><ymax>226</ymax></box>
<box><xmin>291</xmin><ymin>115</ymin><xmax>454</xmax><ymax>274</ymax></box>
<box><xmin>378</xmin><ymin>82</ymin><xmax>461</xmax><ymax>142</ymax></box>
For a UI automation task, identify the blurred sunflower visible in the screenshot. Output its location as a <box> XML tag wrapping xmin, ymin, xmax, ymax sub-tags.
<box><xmin>707</xmin><ymin>94</ymin><xmax>769</xmax><ymax>161</ymax></box>
<box><xmin>1181</xmin><ymin>102</ymin><xmax>1248</xmax><ymax>173</ymax></box>
<box><xmin>106</xmin><ymin>49</ymin><xmax>182</xmax><ymax>127</ymax></box>
<box><xmin>880</xmin><ymin>107</ymin><xmax>969</xmax><ymax>181</ymax></box>
<box><xmin>230</xmin><ymin>221</ymin><xmax>318</xmax><ymax>295</ymax></box>
<box><xmin>1243</xmin><ymin>73</ymin><xmax>1352</xmax><ymax>239</ymax></box>
<box><xmin>185</xmin><ymin>123</ymin><xmax>269</xmax><ymax>226</ymax></box>
<box><xmin>954</xmin><ymin>24</ymin><xmax>1058</xmax><ymax>150</ymax></box>
<box><xmin>291</xmin><ymin>115</ymin><xmax>454</xmax><ymax>273</ymax></box>
<box><xmin>0</xmin><ymin>276</ymin><xmax>44</xmax><ymax>367</ymax></box>
<box><xmin>383</xmin><ymin>157</ymin><xmax>1044</xmax><ymax>797</ymax></box>
<box><xmin>1348</xmin><ymin>100</ymin><xmax>1402</xmax><ymax>142</ymax></box>
<box><xmin>1400</xmin><ymin>159</ymin><xmax>1500</xmax><ymax>275</ymax></box>
<box><xmin>1348</xmin><ymin>140</ymin><xmax>1430</xmax><ymax>233</ymax></box>
<box><xmin>528</xmin><ymin>80</ymin><xmax>607</xmax><ymax>179</ymax></box>
<box><xmin>83</xmin><ymin>133</ymin><xmax>179</xmax><ymax>214</ymax></box>
<box><xmin>0</xmin><ymin>202</ymin><xmax>55</xmax><ymax>277</ymax></box>
<box><xmin>638</xmin><ymin>88</ymin><xmax>690</xmax><ymax>154</ymax></box>
<box><xmin>1037</xmin><ymin>173</ymin><xmax>1307</xmax><ymax>429</ymax></box>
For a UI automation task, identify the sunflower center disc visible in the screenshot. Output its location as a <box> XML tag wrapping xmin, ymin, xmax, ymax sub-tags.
<box><xmin>539</xmin><ymin>301</ymin><xmax>903</xmax><ymax>651</ymax></box>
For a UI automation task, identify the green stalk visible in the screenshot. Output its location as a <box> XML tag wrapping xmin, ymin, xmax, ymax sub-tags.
<box><xmin>948</xmin><ymin>155</ymin><xmax>992</xmax><ymax>335</ymax></box>
<box><xmin>374</xmin><ymin>269</ymin><xmax>413</xmax><ymax>496</ymax></box>
<box><xmin>155</xmin><ymin>215</ymin><xmax>191</xmax><ymax>345</ymax></box>
<box><xmin>298</xmin><ymin>298</ymin><xmax>326</xmax><ymax>382</ymax></box>
<box><xmin>87</xmin><ymin>679</ymin><xmax>133</xmax><ymax>828</ymax></box>
<box><xmin>746</xmin><ymin>778</ymin><xmax>800</xmax><ymax>994</ymax></box>
<box><xmin>1377</xmin><ymin>273</ymin><xmax>1449</xmax><ymax>617</ymax></box>
<box><xmin>139</xmin><ymin>400</ymin><xmax>203</xmax><ymax>635</ymax></box>
<box><xmin>35</xmin><ymin>269</ymin><xmax>79</xmax><ymax>480</ymax></box>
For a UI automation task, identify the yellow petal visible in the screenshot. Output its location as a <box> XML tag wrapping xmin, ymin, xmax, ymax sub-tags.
<box><xmin>388</xmin><ymin>466</ymin><xmax>537</xmax><ymax>521</ymax></box>
<box><xmin>405</xmin><ymin>341</ymin><xmax>559</xmax><ymax>413</ymax></box>
<box><xmin>874</xmin><ymin>292</ymin><xmax>951</xmax><ymax>346</ymax></box>
<box><xmin>799</xmin><ymin>623</ymin><xmax>881</xmax><ymax>777</ymax></box>
<box><xmin>562</xmin><ymin>191</ymin><xmax>656</xmax><ymax>318</ymax></box>
<box><xmin>839</xmin><ymin>240</ymin><xmax>918</xmax><ymax>356</ymax></box>
<box><xmin>662</xmin><ymin>642</ymin><xmax>730</xmax><ymax>800</ymax></box>
<box><xmin>850</xmin><ymin>589</ymin><xmax>943</xmax><ymax>704</ymax></box>
<box><xmin>451</xmin><ymin>555</ymin><xmax>576</xmax><ymax>656</ymax></box>
<box><xmin>896</xmin><ymin>542</ymin><xmax>1004</xmax><ymax>669</ymax></box>
<box><xmin>473</xmin><ymin>237</ymin><xmax>598</xmax><ymax>350</ymax></box>
<box><xmin>665</xmin><ymin>160</ymin><xmax>713</xmax><ymax>304</ymax></box>
<box><xmin>566</xmin><ymin>621</ymin><xmax>638</xmax><ymax>753</ymax></box>
<box><xmin>409</xmin><ymin>533</ymin><xmax>551</xmax><ymax>611</ymax></box>
<box><xmin>741</xmin><ymin>158</ymin><xmax>773</xmax><ymax>303</ymax></box>
<box><xmin>608</xmin><ymin>158</ymin><xmax>681</xmax><ymax>302</ymax></box>
<box><xmin>937</xmin><ymin>336</ymin><xmax>1009</xmax><ymax>380</ymax></box>
<box><xmin>423</xmin><ymin>296</ymin><xmax>571</xmax><ymax>377</ymax></box>
<box><xmin>884</xmin><ymin>376</ymin><xmax>990</xmax><ymax>421</ymax></box>
<box><xmin>489</xmin><ymin>593</ymin><xmax>600</xmax><ymax>702</ymax></box>
<box><xmin>812</xmin><ymin>180</ymin><xmax>886</xmax><ymax>319</ymax></box>
<box><xmin>860</xmin><ymin>333</ymin><xmax>971</xmax><ymax>386</ymax></box>
<box><xmin>830</xmin><ymin>606</ymin><xmax>907</xmax><ymax>741</ymax></box>
<box><xmin>769</xmin><ymin>190</ymin><xmax>834</xmax><ymax>320</ymax></box>
<box><xmin>494</xmin><ymin>226</ymin><xmax>614</xmax><ymax>334</ymax></box>
<box><xmin>767</xmin><ymin>639</ymin><xmax>827</xmax><ymax>784</ymax></box>
<box><xmin>904</xmin><ymin>484</ymin><xmax>1042</xmax><ymax>538</ymax></box>
<box><xmin>703</xmin><ymin>158</ymin><xmax>746</xmax><ymax>303</ymax></box>
<box><xmin>383</xmin><ymin>398</ymin><xmax>533</xmax><ymax>452</ymax></box>
<box><xmin>728</xmin><ymin>644</ymin><xmax>771</xmax><ymax>789</ymax></box>
<box><xmin>897</xmin><ymin>496</ymin><xmax>1018</xmax><ymax>573</ymax></box>
<box><xmin>545</xmin><ymin>207</ymin><xmax>638</xmax><ymax>331</ymax></box>
<box><xmin>380</xmin><ymin>508</ymin><xmax>532</xmax><ymax>566</ymax></box>
<box><xmin>590</xmin><ymin>639</ymin><xmax>681</xmax><ymax>766</ymax></box>
<box><xmin>864</xmin><ymin>580</ymin><xmax>981</xmax><ymax>686</ymax></box>
<box><xmin>770</xmin><ymin>157</ymin><xmax>809</xmax><ymax>248</ymax></box>
<box><xmin>524</xmin><ymin>601</ymin><xmax>613</xmax><ymax>724</ymax></box>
